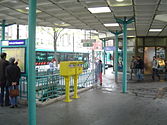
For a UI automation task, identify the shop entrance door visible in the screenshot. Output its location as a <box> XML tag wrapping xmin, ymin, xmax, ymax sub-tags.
<box><xmin>144</xmin><ymin>47</ymin><xmax>165</xmax><ymax>74</ymax></box>
<box><xmin>144</xmin><ymin>47</ymin><xmax>155</xmax><ymax>74</ymax></box>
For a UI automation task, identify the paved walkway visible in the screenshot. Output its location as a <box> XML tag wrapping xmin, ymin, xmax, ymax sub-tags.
<box><xmin>1</xmin><ymin>68</ymin><xmax>167</xmax><ymax>125</ymax></box>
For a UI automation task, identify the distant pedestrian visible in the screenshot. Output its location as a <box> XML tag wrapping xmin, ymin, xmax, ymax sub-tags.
<box><xmin>164</xmin><ymin>60</ymin><xmax>167</xmax><ymax>81</ymax></box>
<box><xmin>129</xmin><ymin>56</ymin><xmax>137</xmax><ymax>80</ymax></box>
<box><xmin>152</xmin><ymin>56</ymin><xmax>160</xmax><ymax>80</ymax></box>
<box><xmin>95</xmin><ymin>61</ymin><xmax>99</xmax><ymax>83</ymax></box>
<box><xmin>49</xmin><ymin>58</ymin><xmax>56</xmax><ymax>72</ymax></box>
<box><xmin>6</xmin><ymin>57</ymin><xmax>21</xmax><ymax>108</ymax></box>
<box><xmin>136</xmin><ymin>56</ymin><xmax>144</xmax><ymax>81</ymax></box>
<box><xmin>95</xmin><ymin>60</ymin><xmax>103</xmax><ymax>86</ymax></box>
<box><xmin>0</xmin><ymin>53</ymin><xmax>10</xmax><ymax>107</ymax></box>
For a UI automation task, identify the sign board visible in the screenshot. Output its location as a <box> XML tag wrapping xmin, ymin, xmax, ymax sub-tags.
<box><xmin>104</xmin><ymin>46</ymin><xmax>115</xmax><ymax>51</ymax></box>
<box><xmin>83</xmin><ymin>42</ymin><xmax>93</xmax><ymax>47</ymax></box>
<box><xmin>81</xmin><ymin>39</ymin><xmax>96</xmax><ymax>47</ymax></box>
<box><xmin>2</xmin><ymin>39</ymin><xmax>26</xmax><ymax>46</ymax></box>
<box><xmin>81</xmin><ymin>39</ymin><xmax>96</xmax><ymax>43</ymax></box>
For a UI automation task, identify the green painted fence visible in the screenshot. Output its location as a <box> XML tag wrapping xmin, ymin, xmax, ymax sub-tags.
<box><xmin>19</xmin><ymin>69</ymin><xmax>95</xmax><ymax>102</ymax></box>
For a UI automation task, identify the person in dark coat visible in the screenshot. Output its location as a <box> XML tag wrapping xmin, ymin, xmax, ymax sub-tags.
<box><xmin>136</xmin><ymin>56</ymin><xmax>144</xmax><ymax>81</ymax></box>
<box><xmin>6</xmin><ymin>57</ymin><xmax>21</xmax><ymax>108</ymax></box>
<box><xmin>0</xmin><ymin>53</ymin><xmax>9</xmax><ymax>106</ymax></box>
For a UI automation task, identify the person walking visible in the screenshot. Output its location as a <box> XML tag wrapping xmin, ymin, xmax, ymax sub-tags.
<box><xmin>164</xmin><ymin>60</ymin><xmax>167</xmax><ymax>81</ymax></box>
<box><xmin>0</xmin><ymin>53</ymin><xmax>9</xmax><ymax>106</ymax></box>
<box><xmin>96</xmin><ymin>60</ymin><xmax>103</xmax><ymax>86</ymax></box>
<box><xmin>6</xmin><ymin>57</ymin><xmax>21</xmax><ymax>108</ymax></box>
<box><xmin>95</xmin><ymin>61</ymin><xmax>99</xmax><ymax>83</ymax></box>
<box><xmin>129</xmin><ymin>56</ymin><xmax>136</xmax><ymax>80</ymax></box>
<box><xmin>152</xmin><ymin>56</ymin><xmax>160</xmax><ymax>80</ymax></box>
<box><xmin>136</xmin><ymin>56</ymin><xmax>144</xmax><ymax>81</ymax></box>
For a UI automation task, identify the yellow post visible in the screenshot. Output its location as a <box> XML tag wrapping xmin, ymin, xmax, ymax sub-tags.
<box><xmin>64</xmin><ymin>76</ymin><xmax>72</xmax><ymax>102</ymax></box>
<box><xmin>72</xmin><ymin>75</ymin><xmax>79</xmax><ymax>99</ymax></box>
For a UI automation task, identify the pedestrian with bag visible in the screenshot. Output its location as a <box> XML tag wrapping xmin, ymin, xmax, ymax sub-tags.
<box><xmin>0</xmin><ymin>53</ymin><xmax>10</xmax><ymax>107</ymax></box>
<box><xmin>6</xmin><ymin>57</ymin><xmax>21</xmax><ymax>108</ymax></box>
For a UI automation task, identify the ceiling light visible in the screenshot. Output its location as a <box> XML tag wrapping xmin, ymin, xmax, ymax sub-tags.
<box><xmin>107</xmin><ymin>0</ymin><xmax>132</xmax><ymax>7</ymax></box>
<box><xmin>155</xmin><ymin>14</ymin><xmax>167</xmax><ymax>22</ymax></box>
<box><xmin>116</xmin><ymin>0</ymin><xmax>124</xmax><ymax>2</ymax></box>
<box><xmin>104</xmin><ymin>23</ymin><xmax>119</xmax><ymax>27</ymax></box>
<box><xmin>149</xmin><ymin>29</ymin><xmax>162</xmax><ymax>32</ymax></box>
<box><xmin>54</xmin><ymin>23</ymin><xmax>71</xmax><ymax>27</ymax></box>
<box><xmin>88</xmin><ymin>7</ymin><xmax>111</xmax><ymax>13</ymax></box>
<box><xmin>16</xmin><ymin>8</ymin><xmax>41</xmax><ymax>14</ymax></box>
<box><xmin>127</xmin><ymin>36</ymin><xmax>136</xmax><ymax>38</ymax></box>
<box><xmin>127</xmin><ymin>28</ymin><xmax>135</xmax><ymax>30</ymax></box>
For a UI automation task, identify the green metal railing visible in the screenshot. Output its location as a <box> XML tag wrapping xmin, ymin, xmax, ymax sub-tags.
<box><xmin>19</xmin><ymin>69</ymin><xmax>95</xmax><ymax>102</ymax></box>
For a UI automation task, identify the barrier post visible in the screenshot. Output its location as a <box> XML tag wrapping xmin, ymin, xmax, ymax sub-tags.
<box><xmin>72</xmin><ymin>75</ymin><xmax>79</xmax><ymax>99</ymax></box>
<box><xmin>64</xmin><ymin>76</ymin><xmax>72</xmax><ymax>102</ymax></box>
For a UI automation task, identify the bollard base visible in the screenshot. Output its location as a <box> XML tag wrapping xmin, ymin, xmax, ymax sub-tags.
<box><xmin>63</xmin><ymin>99</ymin><xmax>72</xmax><ymax>102</ymax></box>
<box><xmin>72</xmin><ymin>96</ymin><xmax>80</xmax><ymax>99</ymax></box>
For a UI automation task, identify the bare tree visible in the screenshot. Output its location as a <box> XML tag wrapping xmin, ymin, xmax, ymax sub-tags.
<box><xmin>40</xmin><ymin>27</ymin><xmax>64</xmax><ymax>66</ymax></box>
<box><xmin>52</xmin><ymin>28</ymin><xmax>64</xmax><ymax>66</ymax></box>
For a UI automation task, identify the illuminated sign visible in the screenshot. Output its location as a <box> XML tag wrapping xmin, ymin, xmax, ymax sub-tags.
<box><xmin>2</xmin><ymin>40</ymin><xmax>26</xmax><ymax>46</ymax></box>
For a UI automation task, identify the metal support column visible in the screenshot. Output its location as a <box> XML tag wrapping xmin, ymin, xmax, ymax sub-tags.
<box><xmin>0</xmin><ymin>20</ymin><xmax>15</xmax><ymax>52</ymax></box>
<box><xmin>73</xmin><ymin>32</ymin><xmax>74</xmax><ymax>52</ymax></box>
<box><xmin>28</xmin><ymin>0</ymin><xmax>37</xmax><ymax>125</ymax></box>
<box><xmin>110</xmin><ymin>31</ymin><xmax>122</xmax><ymax>83</ymax></box>
<box><xmin>17</xmin><ymin>24</ymin><xmax>19</xmax><ymax>39</ymax></box>
<box><xmin>103</xmin><ymin>39</ymin><xmax>106</xmax><ymax>74</ymax></box>
<box><xmin>122</xmin><ymin>22</ymin><xmax>127</xmax><ymax>93</ymax></box>
<box><xmin>116</xmin><ymin>17</ymin><xmax>134</xmax><ymax>93</ymax></box>
<box><xmin>1</xmin><ymin>20</ymin><xmax>6</xmax><ymax>41</ymax></box>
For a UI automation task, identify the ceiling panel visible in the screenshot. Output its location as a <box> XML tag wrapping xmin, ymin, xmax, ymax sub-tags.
<box><xmin>100</xmin><ymin>18</ymin><xmax>117</xmax><ymax>24</ymax></box>
<box><xmin>134</xmin><ymin>0</ymin><xmax>159</xmax><ymax>5</ymax></box>
<box><xmin>111</xmin><ymin>6</ymin><xmax>133</xmax><ymax>11</ymax></box>
<box><xmin>135</xmin><ymin>5</ymin><xmax>156</xmax><ymax>11</ymax></box>
<box><xmin>135</xmin><ymin>11</ymin><xmax>154</xmax><ymax>16</ymax></box>
<box><xmin>158</xmin><ymin>4</ymin><xmax>167</xmax><ymax>11</ymax></box>
<box><xmin>0</xmin><ymin>0</ymin><xmax>165</xmax><ymax>37</ymax></box>
<box><xmin>84</xmin><ymin>1</ymin><xmax>108</xmax><ymax>8</ymax></box>
<box><xmin>94</xmin><ymin>13</ymin><xmax>113</xmax><ymax>18</ymax></box>
<box><xmin>161</xmin><ymin>0</ymin><xmax>167</xmax><ymax>4</ymax></box>
<box><xmin>147</xmin><ymin>32</ymin><xmax>159</xmax><ymax>36</ymax></box>
<box><xmin>114</xmin><ymin>11</ymin><xmax>133</xmax><ymax>17</ymax></box>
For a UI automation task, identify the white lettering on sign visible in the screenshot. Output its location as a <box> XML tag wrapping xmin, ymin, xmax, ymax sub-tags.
<box><xmin>9</xmin><ymin>41</ymin><xmax>24</xmax><ymax>45</ymax></box>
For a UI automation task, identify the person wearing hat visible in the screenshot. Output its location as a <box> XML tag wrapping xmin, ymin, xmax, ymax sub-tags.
<box><xmin>6</xmin><ymin>57</ymin><xmax>21</xmax><ymax>108</ymax></box>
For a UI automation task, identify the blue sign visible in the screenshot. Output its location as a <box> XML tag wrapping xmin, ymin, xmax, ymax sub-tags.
<box><xmin>2</xmin><ymin>39</ymin><xmax>26</xmax><ymax>46</ymax></box>
<box><xmin>9</xmin><ymin>40</ymin><xmax>25</xmax><ymax>46</ymax></box>
<box><xmin>104</xmin><ymin>46</ymin><xmax>115</xmax><ymax>51</ymax></box>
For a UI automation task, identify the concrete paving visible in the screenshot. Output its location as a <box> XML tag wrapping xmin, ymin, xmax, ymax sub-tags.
<box><xmin>1</xmin><ymin>68</ymin><xmax>167</xmax><ymax>125</ymax></box>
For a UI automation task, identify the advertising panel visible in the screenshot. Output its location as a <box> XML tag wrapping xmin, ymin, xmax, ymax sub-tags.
<box><xmin>2</xmin><ymin>47</ymin><xmax>25</xmax><ymax>73</ymax></box>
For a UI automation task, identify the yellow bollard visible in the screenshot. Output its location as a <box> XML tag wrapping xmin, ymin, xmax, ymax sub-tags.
<box><xmin>72</xmin><ymin>75</ymin><xmax>80</xmax><ymax>99</ymax></box>
<box><xmin>63</xmin><ymin>76</ymin><xmax>72</xmax><ymax>102</ymax></box>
